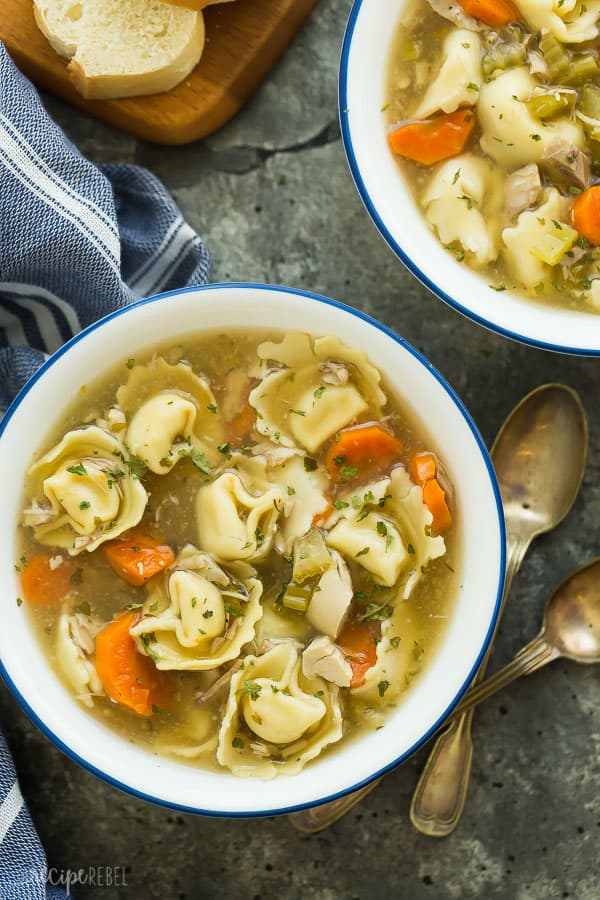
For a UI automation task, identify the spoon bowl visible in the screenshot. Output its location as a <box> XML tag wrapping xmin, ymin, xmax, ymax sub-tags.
<box><xmin>492</xmin><ymin>384</ymin><xmax>588</xmax><ymax>539</ymax></box>
<box><xmin>544</xmin><ymin>560</ymin><xmax>600</xmax><ymax>662</ymax></box>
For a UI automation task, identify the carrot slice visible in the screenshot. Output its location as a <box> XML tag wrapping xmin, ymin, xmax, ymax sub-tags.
<box><xmin>20</xmin><ymin>554</ymin><xmax>74</xmax><ymax>606</ymax></box>
<box><xmin>388</xmin><ymin>109</ymin><xmax>476</xmax><ymax>166</ymax></box>
<box><xmin>571</xmin><ymin>186</ymin><xmax>600</xmax><ymax>245</ymax></box>
<box><xmin>326</xmin><ymin>423</ymin><xmax>402</xmax><ymax>483</ymax></box>
<box><xmin>103</xmin><ymin>532</ymin><xmax>175</xmax><ymax>587</ymax></box>
<box><xmin>459</xmin><ymin>0</ymin><xmax>519</xmax><ymax>26</ymax></box>
<box><xmin>95</xmin><ymin>611</ymin><xmax>167</xmax><ymax>717</ymax></box>
<box><xmin>225</xmin><ymin>404</ymin><xmax>256</xmax><ymax>444</ymax></box>
<box><xmin>337</xmin><ymin>621</ymin><xmax>380</xmax><ymax>688</ymax></box>
<box><xmin>410</xmin><ymin>452</ymin><xmax>437</xmax><ymax>486</ymax></box>
<box><xmin>423</xmin><ymin>478</ymin><xmax>452</xmax><ymax>533</ymax></box>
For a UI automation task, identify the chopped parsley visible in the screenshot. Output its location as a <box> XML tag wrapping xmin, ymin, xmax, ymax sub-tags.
<box><xmin>355</xmin><ymin>547</ymin><xmax>370</xmax><ymax>558</ymax></box>
<box><xmin>218</xmin><ymin>442</ymin><xmax>231</xmax><ymax>455</ymax></box>
<box><xmin>530</xmin><ymin>133</ymin><xmax>542</xmax><ymax>142</ymax></box>
<box><xmin>149</xmin><ymin>600</ymin><xmax>159</xmax><ymax>613</ymax></box>
<box><xmin>390</xmin><ymin>636</ymin><xmax>402</xmax><ymax>649</ymax></box>
<box><xmin>126</xmin><ymin>358</ymin><xmax>136</xmax><ymax>369</ymax></box>
<box><xmin>376</xmin><ymin>521</ymin><xmax>388</xmax><ymax>538</ymax></box>
<box><xmin>207</xmin><ymin>403</ymin><xmax>218</xmax><ymax>414</ymax></box>
<box><xmin>126</xmin><ymin>453</ymin><xmax>148</xmax><ymax>480</ymax></box>
<box><xmin>333</xmin><ymin>500</ymin><xmax>349</xmax><ymax>510</ymax></box>
<box><xmin>356</xmin><ymin>602</ymin><xmax>395</xmax><ymax>623</ymax></box>
<box><xmin>407</xmin><ymin>543</ymin><xmax>416</xmax><ymax>555</ymax></box>
<box><xmin>232</xmin><ymin>736</ymin><xmax>244</xmax><ymax>749</ymax></box>
<box><xmin>224</xmin><ymin>602</ymin><xmax>244</xmax><ymax>618</ymax></box>
<box><xmin>202</xmin><ymin>610</ymin><xmax>214</xmax><ymax>619</ymax></box>
<box><xmin>489</xmin><ymin>283</ymin><xmax>506</xmax><ymax>292</ymax></box>
<box><xmin>152</xmin><ymin>704</ymin><xmax>165</xmax><ymax>715</ymax></box>
<box><xmin>466</xmin><ymin>82</ymin><xmax>480</xmax><ymax>92</ymax></box>
<box><xmin>378</xmin><ymin>680</ymin><xmax>390</xmax><ymax>698</ymax></box>
<box><xmin>314</xmin><ymin>690</ymin><xmax>325</xmax><ymax>698</ymax></box>
<box><xmin>16</xmin><ymin>597</ymin><xmax>22</xmax><ymax>607</ymax></box>
<box><xmin>287</xmin><ymin>485</ymin><xmax>296</xmax><ymax>496</ymax></box>
<box><xmin>66</xmin><ymin>463</ymin><xmax>87</xmax><ymax>477</ymax></box>
<box><xmin>339</xmin><ymin>464</ymin><xmax>358</xmax><ymax>483</ymax></box>
<box><xmin>304</xmin><ymin>458</ymin><xmax>318</xmax><ymax>472</ymax></box>
<box><xmin>255</xmin><ymin>526</ymin><xmax>264</xmax><ymax>546</ymax></box>
<box><xmin>79</xmin><ymin>500</ymin><xmax>91</xmax><ymax>510</ymax></box>
<box><xmin>313</xmin><ymin>385</ymin><xmax>326</xmax><ymax>400</ymax></box>
<box><xmin>458</xmin><ymin>194</ymin><xmax>477</xmax><ymax>210</ymax></box>
<box><xmin>190</xmin><ymin>448</ymin><xmax>211</xmax><ymax>475</ymax></box>
<box><xmin>289</xmin><ymin>408</ymin><xmax>306</xmax><ymax>416</ymax></box>
<box><xmin>240</xmin><ymin>679</ymin><xmax>262</xmax><ymax>700</ymax></box>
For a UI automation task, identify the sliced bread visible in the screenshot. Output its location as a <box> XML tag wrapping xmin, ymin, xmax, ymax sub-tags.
<box><xmin>34</xmin><ymin>0</ymin><xmax>206</xmax><ymax>100</ymax></box>
<box><xmin>160</xmin><ymin>0</ymin><xmax>235</xmax><ymax>9</ymax></box>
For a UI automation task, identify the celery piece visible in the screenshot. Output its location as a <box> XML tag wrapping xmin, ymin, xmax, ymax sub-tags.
<box><xmin>528</xmin><ymin>90</ymin><xmax>576</xmax><ymax>120</ymax></box>
<box><xmin>292</xmin><ymin>529</ymin><xmax>333</xmax><ymax>583</ymax></box>
<box><xmin>398</xmin><ymin>39</ymin><xmax>422</xmax><ymax>62</ymax></box>
<box><xmin>531</xmin><ymin>226</ymin><xmax>578</xmax><ymax>266</ymax></box>
<box><xmin>281</xmin><ymin>582</ymin><xmax>312</xmax><ymax>613</ymax></box>
<box><xmin>581</xmin><ymin>83</ymin><xmax>600</xmax><ymax>119</ymax></box>
<box><xmin>564</xmin><ymin>53</ymin><xmax>600</xmax><ymax>86</ymax></box>
<box><xmin>539</xmin><ymin>33</ymin><xmax>571</xmax><ymax>80</ymax></box>
<box><xmin>482</xmin><ymin>42</ymin><xmax>527</xmax><ymax>77</ymax></box>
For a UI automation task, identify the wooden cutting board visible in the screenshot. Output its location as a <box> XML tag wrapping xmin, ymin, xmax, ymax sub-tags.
<box><xmin>0</xmin><ymin>0</ymin><xmax>320</xmax><ymax>145</ymax></box>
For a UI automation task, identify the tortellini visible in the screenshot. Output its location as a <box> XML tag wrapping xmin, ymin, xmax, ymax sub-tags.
<box><xmin>414</xmin><ymin>30</ymin><xmax>482</xmax><ymax>118</ymax></box>
<box><xmin>478</xmin><ymin>68</ymin><xmax>585</xmax><ymax>168</ymax></box>
<box><xmin>56</xmin><ymin>609</ymin><xmax>104</xmax><ymax>707</ymax></box>
<box><xmin>196</xmin><ymin>454</ymin><xmax>285</xmax><ymax>562</ymax></box>
<box><xmin>116</xmin><ymin>358</ymin><xmax>223</xmax><ymax>474</ymax></box>
<box><xmin>217</xmin><ymin>642</ymin><xmax>343</xmax><ymax>778</ymax></box>
<box><xmin>154</xmin><ymin>703</ymin><xmax>219</xmax><ymax>760</ymax></box>
<box><xmin>502</xmin><ymin>188</ymin><xmax>571</xmax><ymax>287</ymax></box>
<box><xmin>517</xmin><ymin>0</ymin><xmax>600</xmax><ymax>43</ymax></box>
<box><xmin>325</xmin><ymin>468</ymin><xmax>445</xmax><ymax>598</ymax></box>
<box><xmin>351</xmin><ymin>602</ymin><xmax>422</xmax><ymax>704</ymax></box>
<box><xmin>421</xmin><ymin>154</ymin><xmax>502</xmax><ymax>266</ymax></box>
<box><xmin>249</xmin><ymin>332</ymin><xmax>386</xmax><ymax>453</ymax></box>
<box><xmin>130</xmin><ymin>545</ymin><xmax>263</xmax><ymax>670</ymax></box>
<box><xmin>268</xmin><ymin>453</ymin><xmax>331</xmax><ymax>553</ymax></box>
<box><xmin>25</xmin><ymin>426</ymin><xmax>148</xmax><ymax>554</ymax></box>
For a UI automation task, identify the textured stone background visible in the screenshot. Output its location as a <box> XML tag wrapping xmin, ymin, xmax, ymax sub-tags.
<box><xmin>2</xmin><ymin>0</ymin><xmax>599</xmax><ymax>897</ymax></box>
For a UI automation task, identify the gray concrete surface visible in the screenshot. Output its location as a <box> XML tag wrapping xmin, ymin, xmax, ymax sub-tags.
<box><xmin>1</xmin><ymin>0</ymin><xmax>599</xmax><ymax>897</ymax></box>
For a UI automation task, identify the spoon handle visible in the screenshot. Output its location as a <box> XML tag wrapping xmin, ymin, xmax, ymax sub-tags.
<box><xmin>288</xmin><ymin>780</ymin><xmax>382</xmax><ymax>833</ymax></box>
<box><xmin>451</xmin><ymin>635</ymin><xmax>559</xmax><ymax>718</ymax></box>
<box><xmin>409</xmin><ymin>530</ymin><xmax>528</xmax><ymax>836</ymax></box>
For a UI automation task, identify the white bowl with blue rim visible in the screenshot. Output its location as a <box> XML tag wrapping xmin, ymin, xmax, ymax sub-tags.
<box><xmin>340</xmin><ymin>0</ymin><xmax>600</xmax><ymax>355</ymax></box>
<box><xmin>0</xmin><ymin>283</ymin><xmax>504</xmax><ymax>816</ymax></box>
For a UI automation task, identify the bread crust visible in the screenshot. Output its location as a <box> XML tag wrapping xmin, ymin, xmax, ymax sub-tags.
<box><xmin>33</xmin><ymin>1</ymin><xmax>207</xmax><ymax>100</ymax></box>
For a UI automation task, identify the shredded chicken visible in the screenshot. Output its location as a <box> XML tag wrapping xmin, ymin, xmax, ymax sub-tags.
<box><xmin>318</xmin><ymin>361</ymin><xmax>349</xmax><ymax>386</ymax></box>
<box><xmin>541</xmin><ymin>140</ymin><xmax>591</xmax><ymax>192</ymax></box>
<box><xmin>69</xmin><ymin>611</ymin><xmax>104</xmax><ymax>657</ymax></box>
<box><xmin>528</xmin><ymin>51</ymin><xmax>548</xmax><ymax>77</ymax></box>
<box><xmin>505</xmin><ymin>163</ymin><xmax>542</xmax><ymax>219</ymax></box>
<box><xmin>49</xmin><ymin>555</ymin><xmax>64</xmax><ymax>571</ymax></box>
<box><xmin>196</xmin><ymin>660</ymin><xmax>243</xmax><ymax>703</ymax></box>
<box><xmin>23</xmin><ymin>499</ymin><xmax>54</xmax><ymax>527</ymax></box>
<box><xmin>426</xmin><ymin>0</ymin><xmax>483</xmax><ymax>30</ymax></box>
<box><xmin>302</xmin><ymin>635</ymin><xmax>353</xmax><ymax>687</ymax></box>
<box><xmin>306</xmin><ymin>551</ymin><xmax>353</xmax><ymax>639</ymax></box>
<box><xmin>251</xmin><ymin>442</ymin><xmax>302</xmax><ymax>466</ymax></box>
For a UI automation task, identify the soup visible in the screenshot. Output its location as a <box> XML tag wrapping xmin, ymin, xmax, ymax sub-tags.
<box><xmin>386</xmin><ymin>0</ymin><xmax>600</xmax><ymax>312</ymax></box>
<box><xmin>16</xmin><ymin>330</ymin><xmax>458</xmax><ymax>779</ymax></box>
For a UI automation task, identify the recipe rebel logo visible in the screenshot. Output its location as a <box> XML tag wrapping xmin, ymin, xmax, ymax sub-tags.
<box><xmin>47</xmin><ymin>865</ymin><xmax>128</xmax><ymax>894</ymax></box>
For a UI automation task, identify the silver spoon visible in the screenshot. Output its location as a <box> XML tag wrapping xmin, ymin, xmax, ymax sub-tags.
<box><xmin>289</xmin><ymin>384</ymin><xmax>587</xmax><ymax>835</ymax></box>
<box><xmin>448</xmin><ymin>556</ymin><xmax>600</xmax><ymax>716</ymax></box>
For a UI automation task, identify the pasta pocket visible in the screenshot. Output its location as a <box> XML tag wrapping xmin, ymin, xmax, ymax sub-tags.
<box><xmin>56</xmin><ymin>609</ymin><xmax>104</xmax><ymax>707</ymax></box>
<box><xmin>414</xmin><ymin>29</ymin><xmax>482</xmax><ymax>118</ymax></box>
<box><xmin>517</xmin><ymin>0</ymin><xmax>600</xmax><ymax>43</ymax></box>
<box><xmin>196</xmin><ymin>455</ymin><xmax>285</xmax><ymax>562</ymax></box>
<box><xmin>117</xmin><ymin>358</ymin><xmax>223</xmax><ymax>474</ymax></box>
<box><xmin>217</xmin><ymin>642</ymin><xmax>343</xmax><ymax>778</ymax></box>
<box><xmin>249</xmin><ymin>331</ymin><xmax>386</xmax><ymax>452</ymax></box>
<box><xmin>130</xmin><ymin>545</ymin><xmax>263</xmax><ymax>670</ymax></box>
<box><xmin>24</xmin><ymin>426</ymin><xmax>148</xmax><ymax>554</ymax></box>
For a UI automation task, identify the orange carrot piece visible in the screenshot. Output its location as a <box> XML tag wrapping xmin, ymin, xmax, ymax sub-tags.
<box><xmin>571</xmin><ymin>187</ymin><xmax>600</xmax><ymax>245</ymax></box>
<box><xmin>95</xmin><ymin>611</ymin><xmax>167</xmax><ymax>717</ymax></box>
<box><xmin>423</xmin><ymin>478</ymin><xmax>452</xmax><ymax>533</ymax></box>
<box><xmin>388</xmin><ymin>109</ymin><xmax>476</xmax><ymax>166</ymax></box>
<box><xmin>103</xmin><ymin>532</ymin><xmax>175</xmax><ymax>587</ymax></box>
<box><xmin>225</xmin><ymin>404</ymin><xmax>255</xmax><ymax>445</ymax></box>
<box><xmin>326</xmin><ymin>423</ymin><xmax>402</xmax><ymax>483</ymax></box>
<box><xmin>337</xmin><ymin>621</ymin><xmax>380</xmax><ymax>688</ymax></box>
<box><xmin>410</xmin><ymin>452</ymin><xmax>437</xmax><ymax>486</ymax></box>
<box><xmin>459</xmin><ymin>0</ymin><xmax>519</xmax><ymax>26</ymax></box>
<box><xmin>20</xmin><ymin>554</ymin><xmax>74</xmax><ymax>606</ymax></box>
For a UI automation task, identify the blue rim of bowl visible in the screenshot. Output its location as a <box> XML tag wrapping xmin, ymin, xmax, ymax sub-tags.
<box><xmin>339</xmin><ymin>0</ymin><xmax>600</xmax><ymax>357</ymax></box>
<box><xmin>0</xmin><ymin>282</ymin><xmax>506</xmax><ymax>817</ymax></box>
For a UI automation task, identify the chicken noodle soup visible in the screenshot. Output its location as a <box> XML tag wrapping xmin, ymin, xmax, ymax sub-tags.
<box><xmin>386</xmin><ymin>0</ymin><xmax>600</xmax><ymax>311</ymax></box>
<box><xmin>17</xmin><ymin>330</ymin><xmax>458</xmax><ymax>779</ymax></box>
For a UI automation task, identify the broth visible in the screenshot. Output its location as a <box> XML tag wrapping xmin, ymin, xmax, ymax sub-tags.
<box><xmin>17</xmin><ymin>329</ymin><xmax>458</xmax><ymax>777</ymax></box>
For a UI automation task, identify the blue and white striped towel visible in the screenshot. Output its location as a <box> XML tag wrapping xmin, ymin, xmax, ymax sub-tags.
<box><xmin>0</xmin><ymin>40</ymin><xmax>210</xmax><ymax>415</ymax></box>
<box><xmin>0</xmin><ymin>42</ymin><xmax>210</xmax><ymax>897</ymax></box>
